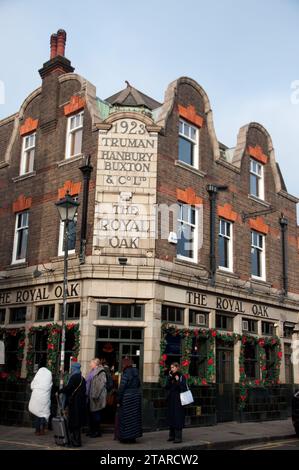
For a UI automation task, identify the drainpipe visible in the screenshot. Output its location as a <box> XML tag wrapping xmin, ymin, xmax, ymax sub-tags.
<box><xmin>206</xmin><ymin>184</ymin><xmax>228</xmax><ymax>286</ymax></box>
<box><xmin>79</xmin><ymin>155</ymin><xmax>93</xmax><ymax>264</ymax></box>
<box><xmin>279</xmin><ymin>215</ymin><xmax>288</xmax><ymax>296</ymax></box>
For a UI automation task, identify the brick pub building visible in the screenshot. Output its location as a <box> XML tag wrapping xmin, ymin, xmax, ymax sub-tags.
<box><xmin>0</xmin><ymin>31</ymin><xmax>298</xmax><ymax>429</ymax></box>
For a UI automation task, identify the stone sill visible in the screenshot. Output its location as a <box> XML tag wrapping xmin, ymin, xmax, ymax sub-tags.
<box><xmin>248</xmin><ymin>195</ymin><xmax>271</xmax><ymax>207</ymax></box>
<box><xmin>12</xmin><ymin>171</ymin><xmax>36</xmax><ymax>183</ymax></box>
<box><xmin>175</xmin><ymin>161</ymin><xmax>206</xmax><ymax>178</ymax></box>
<box><xmin>57</xmin><ymin>154</ymin><xmax>84</xmax><ymax>167</ymax></box>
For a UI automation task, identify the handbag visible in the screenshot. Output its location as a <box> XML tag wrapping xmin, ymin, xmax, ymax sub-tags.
<box><xmin>180</xmin><ymin>378</ymin><xmax>194</xmax><ymax>406</ymax></box>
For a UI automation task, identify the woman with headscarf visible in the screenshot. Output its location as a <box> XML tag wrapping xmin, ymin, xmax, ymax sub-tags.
<box><xmin>117</xmin><ymin>357</ymin><xmax>142</xmax><ymax>443</ymax></box>
<box><xmin>60</xmin><ymin>361</ymin><xmax>86</xmax><ymax>447</ymax></box>
<box><xmin>28</xmin><ymin>364</ymin><xmax>53</xmax><ymax>435</ymax></box>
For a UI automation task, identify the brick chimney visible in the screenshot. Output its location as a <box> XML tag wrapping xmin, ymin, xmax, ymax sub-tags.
<box><xmin>38</xmin><ymin>30</ymin><xmax>75</xmax><ymax>132</ymax></box>
<box><xmin>39</xmin><ymin>29</ymin><xmax>74</xmax><ymax>79</ymax></box>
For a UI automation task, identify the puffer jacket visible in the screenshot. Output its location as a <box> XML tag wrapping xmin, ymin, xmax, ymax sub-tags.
<box><xmin>89</xmin><ymin>366</ymin><xmax>107</xmax><ymax>412</ymax></box>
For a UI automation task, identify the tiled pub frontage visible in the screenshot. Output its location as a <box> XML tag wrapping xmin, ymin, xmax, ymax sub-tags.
<box><xmin>0</xmin><ymin>277</ymin><xmax>298</xmax><ymax>429</ymax></box>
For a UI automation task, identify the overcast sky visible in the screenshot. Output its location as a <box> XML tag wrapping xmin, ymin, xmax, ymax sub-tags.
<box><xmin>1</xmin><ymin>0</ymin><xmax>298</xmax><ymax>215</ymax></box>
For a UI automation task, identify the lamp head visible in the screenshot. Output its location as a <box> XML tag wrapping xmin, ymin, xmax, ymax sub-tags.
<box><xmin>55</xmin><ymin>191</ymin><xmax>80</xmax><ymax>222</ymax></box>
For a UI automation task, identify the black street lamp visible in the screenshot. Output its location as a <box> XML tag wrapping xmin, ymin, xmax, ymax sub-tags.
<box><xmin>55</xmin><ymin>191</ymin><xmax>80</xmax><ymax>389</ymax></box>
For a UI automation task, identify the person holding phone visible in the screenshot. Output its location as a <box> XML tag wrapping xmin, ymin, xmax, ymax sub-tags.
<box><xmin>165</xmin><ymin>362</ymin><xmax>187</xmax><ymax>444</ymax></box>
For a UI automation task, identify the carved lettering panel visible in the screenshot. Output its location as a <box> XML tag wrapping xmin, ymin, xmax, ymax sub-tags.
<box><xmin>96</xmin><ymin>117</ymin><xmax>158</xmax><ymax>253</ymax></box>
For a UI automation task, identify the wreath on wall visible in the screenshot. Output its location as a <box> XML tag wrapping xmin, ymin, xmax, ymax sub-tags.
<box><xmin>160</xmin><ymin>325</ymin><xmax>282</xmax><ymax>409</ymax></box>
<box><xmin>239</xmin><ymin>334</ymin><xmax>282</xmax><ymax>409</ymax></box>
<box><xmin>26</xmin><ymin>323</ymin><xmax>80</xmax><ymax>381</ymax></box>
<box><xmin>0</xmin><ymin>327</ymin><xmax>26</xmax><ymax>382</ymax></box>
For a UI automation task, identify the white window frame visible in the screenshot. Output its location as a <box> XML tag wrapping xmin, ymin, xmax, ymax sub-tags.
<box><xmin>251</xmin><ymin>230</ymin><xmax>266</xmax><ymax>280</ymax></box>
<box><xmin>20</xmin><ymin>132</ymin><xmax>35</xmax><ymax>175</ymax></box>
<box><xmin>65</xmin><ymin>111</ymin><xmax>84</xmax><ymax>159</ymax></box>
<box><xmin>218</xmin><ymin>218</ymin><xmax>233</xmax><ymax>272</ymax></box>
<box><xmin>177</xmin><ymin>202</ymin><xmax>198</xmax><ymax>263</ymax></box>
<box><xmin>178</xmin><ymin>118</ymin><xmax>199</xmax><ymax>169</ymax></box>
<box><xmin>12</xmin><ymin>211</ymin><xmax>29</xmax><ymax>264</ymax></box>
<box><xmin>58</xmin><ymin>197</ymin><xmax>78</xmax><ymax>256</ymax></box>
<box><xmin>250</xmin><ymin>158</ymin><xmax>264</xmax><ymax>200</ymax></box>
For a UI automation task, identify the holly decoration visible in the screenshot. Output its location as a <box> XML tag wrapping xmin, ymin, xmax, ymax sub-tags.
<box><xmin>26</xmin><ymin>323</ymin><xmax>80</xmax><ymax>381</ymax></box>
<box><xmin>159</xmin><ymin>325</ymin><xmax>282</xmax><ymax>408</ymax></box>
<box><xmin>239</xmin><ymin>334</ymin><xmax>282</xmax><ymax>409</ymax></box>
<box><xmin>160</xmin><ymin>325</ymin><xmax>239</xmax><ymax>386</ymax></box>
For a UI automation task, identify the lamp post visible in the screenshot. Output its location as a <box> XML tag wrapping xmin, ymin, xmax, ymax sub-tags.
<box><xmin>55</xmin><ymin>191</ymin><xmax>80</xmax><ymax>389</ymax></box>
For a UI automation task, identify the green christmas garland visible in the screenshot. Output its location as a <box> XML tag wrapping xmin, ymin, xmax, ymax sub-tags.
<box><xmin>160</xmin><ymin>325</ymin><xmax>239</xmax><ymax>385</ymax></box>
<box><xmin>159</xmin><ymin>325</ymin><xmax>282</xmax><ymax>410</ymax></box>
<box><xmin>26</xmin><ymin>322</ymin><xmax>80</xmax><ymax>381</ymax></box>
<box><xmin>239</xmin><ymin>334</ymin><xmax>282</xmax><ymax>409</ymax></box>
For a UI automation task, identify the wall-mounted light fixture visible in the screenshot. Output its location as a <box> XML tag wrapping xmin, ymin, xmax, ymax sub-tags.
<box><xmin>33</xmin><ymin>265</ymin><xmax>55</xmax><ymax>278</ymax></box>
<box><xmin>118</xmin><ymin>257</ymin><xmax>128</xmax><ymax>266</ymax></box>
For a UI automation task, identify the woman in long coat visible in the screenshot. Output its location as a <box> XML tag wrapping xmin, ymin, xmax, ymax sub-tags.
<box><xmin>117</xmin><ymin>357</ymin><xmax>142</xmax><ymax>443</ymax></box>
<box><xmin>165</xmin><ymin>362</ymin><xmax>187</xmax><ymax>443</ymax></box>
<box><xmin>29</xmin><ymin>365</ymin><xmax>52</xmax><ymax>435</ymax></box>
<box><xmin>60</xmin><ymin>362</ymin><xmax>86</xmax><ymax>447</ymax></box>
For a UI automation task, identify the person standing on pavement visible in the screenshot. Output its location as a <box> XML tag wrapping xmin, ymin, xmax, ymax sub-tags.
<box><xmin>87</xmin><ymin>358</ymin><xmax>107</xmax><ymax>437</ymax></box>
<box><xmin>28</xmin><ymin>363</ymin><xmax>53</xmax><ymax>435</ymax></box>
<box><xmin>117</xmin><ymin>357</ymin><xmax>142</xmax><ymax>443</ymax></box>
<box><xmin>60</xmin><ymin>361</ymin><xmax>86</xmax><ymax>447</ymax></box>
<box><xmin>165</xmin><ymin>362</ymin><xmax>186</xmax><ymax>444</ymax></box>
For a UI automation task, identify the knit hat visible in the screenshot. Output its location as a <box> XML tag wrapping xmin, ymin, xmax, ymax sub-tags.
<box><xmin>70</xmin><ymin>362</ymin><xmax>81</xmax><ymax>374</ymax></box>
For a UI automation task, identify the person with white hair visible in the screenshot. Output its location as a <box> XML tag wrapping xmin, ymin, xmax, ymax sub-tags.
<box><xmin>28</xmin><ymin>364</ymin><xmax>53</xmax><ymax>435</ymax></box>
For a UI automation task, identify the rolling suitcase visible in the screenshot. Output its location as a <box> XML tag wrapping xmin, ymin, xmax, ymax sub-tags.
<box><xmin>53</xmin><ymin>394</ymin><xmax>70</xmax><ymax>446</ymax></box>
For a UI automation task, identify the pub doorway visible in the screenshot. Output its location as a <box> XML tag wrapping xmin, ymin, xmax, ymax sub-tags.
<box><xmin>95</xmin><ymin>327</ymin><xmax>144</xmax><ymax>426</ymax></box>
<box><xmin>216</xmin><ymin>339</ymin><xmax>234</xmax><ymax>422</ymax></box>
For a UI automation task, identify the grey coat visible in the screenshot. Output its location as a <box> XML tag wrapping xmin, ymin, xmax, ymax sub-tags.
<box><xmin>89</xmin><ymin>366</ymin><xmax>107</xmax><ymax>412</ymax></box>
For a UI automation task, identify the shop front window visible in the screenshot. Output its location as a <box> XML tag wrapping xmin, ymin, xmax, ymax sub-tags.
<box><xmin>265</xmin><ymin>344</ymin><xmax>276</xmax><ymax>381</ymax></box>
<box><xmin>189</xmin><ymin>336</ymin><xmax>207</xmax><ymax>378</ymax></box>
<box><xmin>244</xmin><ymin>343</ymin><xmax>258</xmax><ymax>379</ymax></box>
<box><xmin>164</xmin><ymin>333</ymin><xmax>182</xmax><ymax>368</ymax></box>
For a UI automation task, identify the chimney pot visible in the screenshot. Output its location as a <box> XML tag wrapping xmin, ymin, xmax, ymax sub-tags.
<box><xmin>50</xmin><ymin>33</ymin><xmax>58</xmax><ymax>59</ymax></box>
<box><xmin>57</xmin><ymin>29</ymin><xmax>67</xmax><ymax>57</ymax></box>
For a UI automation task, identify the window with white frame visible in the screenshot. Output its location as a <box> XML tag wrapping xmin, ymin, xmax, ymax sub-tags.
<box><xmin>251</xmin><ymin>230</ymin><xmax>265</xmax><ymax>279</ymax></box>
<box><xmin>20</xmin><ymin>133</ymin><xmax>35</xmax><ymax>175</ymax></box>
<box><xmin>218</xmin><ymin>219</ymin><xmax>233</xmax><ymax>271</ymax></box>
<box><xmin>12</xmin><ymin>211</ymin><xmax>29</xmax><ymax>263</ymax></box>
<box><xmin>250</xmin><ymin>158</ymin><xmax>264</xmax><ymax>199</ymax></box>
<box><xmin>58</xmin><ymin>197</ymin><xmax>78</xmax><ymax>256</ymax></box>
<box><xmin>65</xmin><ymin>112</ymin><xmax>83</xmax><ymax>159</ymax></box>
<box><xmin>178</xmin><ymin>119</ymin><xmax>199</xmax><ymax>167</ymax></box>
<box><xmin>177</xmin><ymin>202</ymin><xmax>198</xmax><ymax>262</ymax></box>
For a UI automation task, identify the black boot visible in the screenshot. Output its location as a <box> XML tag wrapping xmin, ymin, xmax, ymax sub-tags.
<box><xmin>173</xmin><ymin>429</ymin><xmax>182</xmax><ymax>444</ymax></box>
<box><xmin>167</xmin><ymin>428</ymin><xmax>175</xmax><ymax>441</ymax></box>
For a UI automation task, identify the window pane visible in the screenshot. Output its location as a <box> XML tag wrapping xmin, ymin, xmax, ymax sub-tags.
<box><xmin>250</xmin><ymin>174</ymin><xmax>258</xmax><ymax>196</ymax></box>
<box><xmin>179</xmin><ymin>137</ymin><xmax>193</xmax><ymax>165</ymax></box>
<box><xmin>16</xmin><ymin>227</ymin><xmax>28</xmax><ymax>260</ymax></box>
<box><xmin>73</xmin><ymin>128</ymin><xmax>82</xmax><ymax>155</ymax></box>
<box><xmin>218</xmin><ymin>236</ymin><xmax>228</xmax><ymax>268</ymax></box>
<box><xmin>100</xmin><ymin>304</ymin><xmax>109</xmax><ymax>317</ymax></box>
<box><xmin>110</xmin><ymin>305</ymin><xmax>119</xmax><ymax>318</ymax></box>
<box><xmin>190</xmin><ymin>127</ymin><xmax>196</xmax><ymax>140</ymax></box>
<box><xmin>10</xmin><ymin>307</ymin><xmax>26</xmax><ymax>323</ymax></box>
<box><xmin>251</xmin><ymin>248</ymin><xmax>259</xmax><ymax>276</ymax></box>
<box><xmin>121</xmin><ymin>305</ymin><xmax>131</xmax><ymax>319</ymax></box>
<box><xmin>177</xmin><ymin>223</ymin><xmax>194</xmax><ymax>258</ymax></box>
<box><xmin>67</xmin><ymin>219</ymin><xmax>77</xmax><ymax>251</ymax></box>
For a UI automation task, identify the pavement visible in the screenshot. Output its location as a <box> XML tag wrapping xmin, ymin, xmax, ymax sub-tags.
<box><xmin>0</xmin><ymin>418</ymin><xmax>296</xmax><ymax>450</ymax></box>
